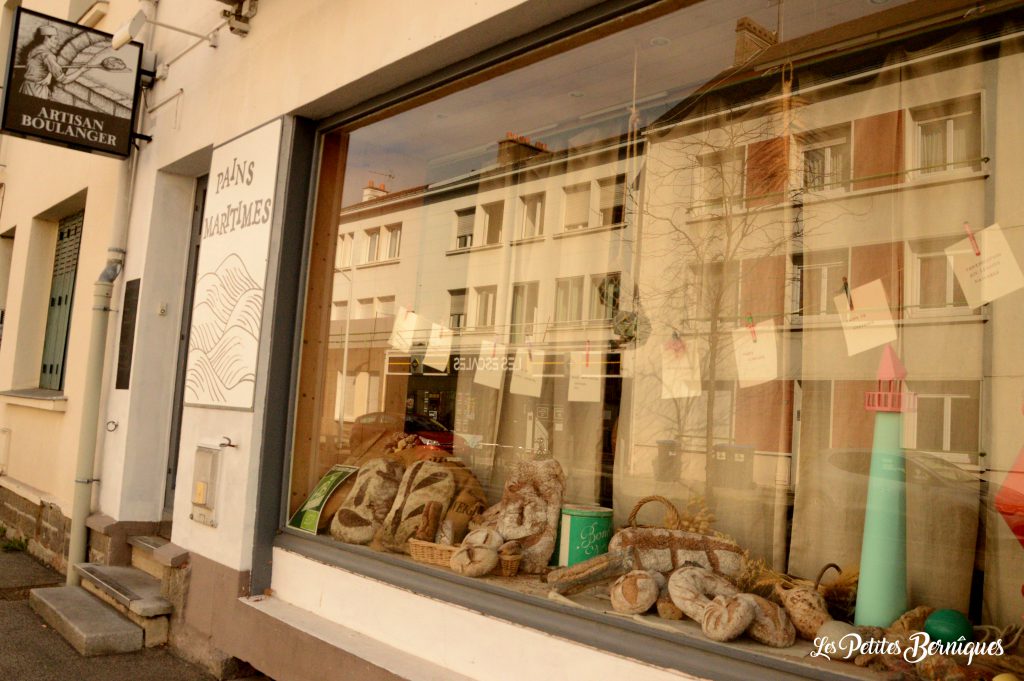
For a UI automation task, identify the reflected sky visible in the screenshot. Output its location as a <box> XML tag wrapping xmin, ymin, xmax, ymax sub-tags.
<box><xmin>340</xmin><ymin>0</ymin><xmax>915</xmax><ymax>207</ymax></box>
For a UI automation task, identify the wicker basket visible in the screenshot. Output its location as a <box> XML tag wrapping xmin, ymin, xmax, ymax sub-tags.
<box><xmin>496</xmin><ymin>554</ymin><xmax>522</xmax><ymax>577</ymax></box>
<box><xmin>407</xmin><ymin>538</ymin><xmax>522</xmax><ymax>577</ymax></box>
<box><xmin>408</xmin><ymin>538</ymin><xmax>459</xmax><ymax>567</ymax></box>
<box><xmin>626</xmin><ymin>495</ymin><xmax>683</xmax><ymax>530</ymax></box>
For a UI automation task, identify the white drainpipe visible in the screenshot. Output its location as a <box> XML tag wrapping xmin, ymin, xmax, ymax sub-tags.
<box><xmin>65</xmin><ymin>154</ymin><xmax>135</xmax><ymax>585</ymax></box>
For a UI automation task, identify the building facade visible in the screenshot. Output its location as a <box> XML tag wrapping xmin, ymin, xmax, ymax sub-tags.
<box><xmin>0</xmin><ymin>1</ymin><xmax>1023</xmax><ymax>680</ymax></box>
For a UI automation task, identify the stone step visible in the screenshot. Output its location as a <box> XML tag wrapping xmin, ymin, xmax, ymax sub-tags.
<box><xmin>127</xmin><ymin>535</ymin><xmax>168</xmax><ymax>579</ymax></box>
<box><xmin>74</xmin><ymin>563</ymin><xmax>172</xmax><ymax>617</ymax></box>
<box><xmin>29</xmin><ymin>586</ymin><xmax>142</xmax><ymax>656</ymax></box>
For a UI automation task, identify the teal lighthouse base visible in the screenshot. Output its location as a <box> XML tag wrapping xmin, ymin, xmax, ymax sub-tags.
<box><xmin>854</xmin><ymin>344</ymin><xmax>913</xmax><ymax>628</ymax></box>
<box><xmin>854</xmin><ymin>411</ymin><xmax>907</xmax><ymax>626</ymax></box>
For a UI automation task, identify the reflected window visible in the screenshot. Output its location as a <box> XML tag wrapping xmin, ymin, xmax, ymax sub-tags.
<box><xmin>906</xmin><ymin>381</ymin><xmax>980</xmax><ymax>455</ymax></box>
<box><xmin>474</xmin><ymin>285</ymin><xmax>497</xmax><ymax>328</ymax></box>
<box><xmin>694</xmin><ymin>148</ymin><xmax>744</xmax><ymax>213</ymax></box>
<box><xmin>483</xmin><ymin>201</ymin><xmax>504</xmax><ymax>245</ymax></box>
<box><xmin>364</xmin><ymin>228</ymin><xmax>380</xmax><ymax>263</ymax></box>
<box><xmin>792</xmin><ymin>251</ymin><xmax>847</xmax><ymax>317</ymax></box>
<box><xmin>385</xmin><ymin>224</ymin><xmax>402</xmax><ymax>259</ymax></box>
<box><xmin>563</xmin><ymin>183</ymin><xmax>590</xmax><ymax>231</ymax></box>
<box><xmin>356</xmin><ymin>297</ymin><xmax>375</xmax><ymax>319</ymax></box>
<box><xmin>800</xmin><ymin>125</ymin><xmax>850</xmax><ymax>192</ymax></box>
<box><xmin>449</xmin><ymin>289</ymin><xmax>467</xmax><ymax>329</ymax></box>
<box><xmin>598</xmin><ymin>175</ymin><xmax>625</xmax><ymax>226</ymax></box>
<box><xmin>913</xmin><ymin>96</ymin><xmax>981</xmax><ymax>174</ymax></box>
<box><xmin>520</xmin><ymin>193</ymin><xmax>545</xmax><ymax>238</ymax></box>
<box><xmin>589</xmin><ymin>272</ymin><xmax>620</xmax><ymax>320</ymax></box>
<box><xmin>377</xmin><ymin>296</ymin><xmax>395</xmax><ymax>317</ymax></box>
<box><xmin>455</xmin><ymin>208</ymin><xmax>474</xmax><ymax>249</ymax></box>
<box><xmin>907</xmin><ymin>238</ymin><xmax>971</xmax><ymax>316</ymax></box>
<box><xmin>336</xmin><ymin>232</ymin><xmax>353</xmax><ymax>268</ymax></box>
<box><xmin>510</xmin><ymin>281</ymin><xmax>539</xmax><ymax>342</ymax></box>
<box><xmin>554</xmin><ymin>276</ymin><xmax>583</xmax><ymax>323</ymax></box>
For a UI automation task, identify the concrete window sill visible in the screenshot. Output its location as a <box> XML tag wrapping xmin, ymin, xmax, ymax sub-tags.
<box><xmin>0</xmin><ymin>389</ymin><xmax>68</xmax><ymax>412</ymax></box>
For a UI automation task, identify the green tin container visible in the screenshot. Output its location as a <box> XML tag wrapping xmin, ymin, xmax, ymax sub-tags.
<box><xmin>555</xmin><ymin>504</ymin><xmax>613</xmax><ymax>567</ymax></box>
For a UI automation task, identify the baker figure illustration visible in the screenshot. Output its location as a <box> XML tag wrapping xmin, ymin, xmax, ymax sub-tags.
<box><xmin>19</xmin><ymin>24</ymin><xmax>101</xmax><ymax>100</ymax></box>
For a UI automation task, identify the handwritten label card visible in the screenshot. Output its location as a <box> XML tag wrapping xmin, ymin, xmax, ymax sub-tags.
<box><xmin>661</xmin><ymin>340</ymin><xmax>702</xmax><ymax>399</ymax></box>
<box><xmin>473</xmin><ymin>340</ymin><xmax>507</xmax><ymax>389</ymax></box>
<box><xmin>946</xmin><ymin>223</ymin><xmax>1024</xmax><ymax>309</ymax></box>
<box><xmin>568</xmin><ymin>351</ymin><xmax>602</xmax><ymax>403</ymax></box>
<box><xmin>389</xmin><ymin>306</ymin><xmax>419</xmax><ymax>352</ymax></box>
<box><xmin>834</xmin><ymin>279</ymin><xmax>898</xmax><ymax>356</ymax></box>
<box><xmin>731</xmin><ymin>320</ymin><xmax>778</xmax><ymax>388</ymax></box>
<box><xmin>423</xmin><ymin>323</ymin><xmax>453</xmax><ymax>372</ymax></box>
<box><xmin>510</xmin><ymin>349</ymin><xmax>544</xmax><ymax>397</ymax></box>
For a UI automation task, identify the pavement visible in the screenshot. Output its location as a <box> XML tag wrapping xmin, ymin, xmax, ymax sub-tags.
<box><xmin>0</xmin><ymin>548</ymin><xmax>221</xmax><ymax>681</ymax></box>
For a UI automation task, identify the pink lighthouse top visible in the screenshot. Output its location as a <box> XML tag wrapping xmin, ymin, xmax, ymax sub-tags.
<box><xmin>864</xmin><ymin>344</ymin><xmax>917</xmax><ymax>413</ymax></box>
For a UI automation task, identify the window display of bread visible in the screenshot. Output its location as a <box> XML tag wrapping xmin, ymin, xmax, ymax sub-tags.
<box><xmin>413</xmin><ymin>500</ymin><xmax>444</xmax><ymax>542</ymax></box>
<box><xmin>498</xmin><ymin>540</ymin><xmax>522</xmax><ymax>557</ymax></box>
<box><xmin>609</xmin><ymin>570</ymin><xmax>660</xmax><ymax>615</ymax></box>
<box><xmin>774</xmin><ymin>581</ymin><xmax>832</xmax><ymax>641</ymax></box>
<box><xmin>667</xmin><ymin>567</ymin><xmax>796</xmax><ymax>647</ymax></box>
<box><xmin>701</xmin><ymin>595</ymin><xmax>757</xmax><ymax>642</ymax></box>
<box><xmin>329</xmin><ymin>458</ymin><xmax>405</xmax><ymax>545</ymax></box>
<box><xmin>450</xmin><ymin>545</ymin><xmax>500</xmax><ymax>577</ymax></box>
<box><xmin>437</xmin><ymin>461</ymin><xmax>487</xmax><ymax>545</ymax></box>
<box><xmin>462</xmin><ymin>528</ymin><xmax>503</xmax><ymax>549</ymax></box>
<box><xmin>474</xmin><ymin>459</ymin><xmax>565</xmax><ymax>574</ymax></box>
<box><xmin>740</xmin><ymin>594</ymin><xmax>796</xmax><ymax>648</ymax></box>
<box><xmin>379</xmin><ymin>460</ymin><xmax>457</xmax><ymax>552</ymax></box>
<box><xmin>608</xmin><ymin>527</ymin><xmax>744</xmax><ymax>579</ymax></box>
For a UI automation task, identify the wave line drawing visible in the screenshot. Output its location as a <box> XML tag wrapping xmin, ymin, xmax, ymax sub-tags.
<box><xmin>185</xmin><ymin>253</ymin><xmax>263</xmax><ymax>406</ymax></box>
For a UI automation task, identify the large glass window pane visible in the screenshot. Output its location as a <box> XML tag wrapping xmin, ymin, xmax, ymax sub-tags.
<box><xmin>291</xmin><ymin>2</ymin><xmax>1024</xmax><ymax>673</ymax></box>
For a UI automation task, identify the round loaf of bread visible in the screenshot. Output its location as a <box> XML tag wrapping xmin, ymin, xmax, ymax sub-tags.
<box><xmin>461</xmin><ymin>528</ymin><xmax>504</xmax><ymax>549</ymax></box>
<box><xmin>741</xmin><ymin>594</ymin><xmax>796</xmax><ymax>648</ymax></box>
<box><xmin>450</xmin><ymin>545</ymin><xmax>499</xmax><ymax>577</ymax></box>
<box><xmin>609</xmin><ymin>570</ymin><xmax>659</xmax><ymax>615</ymax></box>
<box><xmin>667</xmin><ymin>566</ymin><xmax>738</xmax><ymax>623</ymax></box>
<box><xmin>702</xmin><ymin>594</ymin><xmax>756</xmax><ymax>641</ymax></box>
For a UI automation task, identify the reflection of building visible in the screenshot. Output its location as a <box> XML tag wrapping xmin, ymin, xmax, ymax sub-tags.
<box><xmin>628</xmin><ymin>12</ymin><xmax>1009</xmax><ymax>621</ymax></box>
<box><xmin>318</xmin><ymin>136</ymin><xmax>638</xmax><ymax>505</ymax></box>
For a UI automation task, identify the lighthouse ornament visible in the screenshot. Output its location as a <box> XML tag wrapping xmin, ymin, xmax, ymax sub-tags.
<box><xmin>854</xmin><ymin>344</ymin><xmax>916</xmax><ymax>627</ymax></box>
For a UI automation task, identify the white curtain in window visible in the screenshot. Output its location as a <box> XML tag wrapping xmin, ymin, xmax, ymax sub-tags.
<box><xmin>951</xmin><ymin>116</ymin><xmax>971</xmax><ymax>165</ymax></box>
<box><xmin>920</xmin><ymin>120</ymin><xmax>945</xmax><ymax>170</ymax></box>
<box><xmin>564</xmin><ymin>186</ymin><xmax>589</xmax><ymax>228</ymax></box>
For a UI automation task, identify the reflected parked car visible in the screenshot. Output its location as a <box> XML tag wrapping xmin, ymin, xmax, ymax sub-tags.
<box><xmin>349</xmin><ymin>412</ymin><xmax>463</xmax><ymax>453</ymax></box>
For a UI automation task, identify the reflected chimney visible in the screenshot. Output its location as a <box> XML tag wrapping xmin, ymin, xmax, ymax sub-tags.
<box><xmin>734</xmin><ymin>17</ymin><xmax>777</xmax><ymax>67</ymax></box>
<box><xmin>362</xmin><ymin>181</ymin><xmax>388</xmax><ymax>202</ymax></box>
<box><xmin>497</xmin><ymin>132</ymin><xmax>549</xmax><ymax>166</ymax></box>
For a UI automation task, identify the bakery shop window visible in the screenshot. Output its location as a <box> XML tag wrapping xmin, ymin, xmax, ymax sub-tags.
<box><xmin>289</xmin><ymin>2</ymin><xmax>1024</xmax><ymax>678</ymax></box>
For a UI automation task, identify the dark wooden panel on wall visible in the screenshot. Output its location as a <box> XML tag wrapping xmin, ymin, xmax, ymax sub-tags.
<box><xmin>853</xmin><ymin>111</ymin><xmax>904</xmax><ymax>190</ymax></box>
<box><xmin>851</xmin><ymin>241</ymin><xmax>904</xmax><ymax>316</ymax></box>
<box><xmin>739</xmin><ymin>255</ymin><xmax>786</xmax><ymax>320</ymax></box>
<box><xmin>734</xmin><ymin>380</ymin><xmax>793</xmax><ymax>452</ymax></box>
<box><xmin>115</xmin><ymin>278</ymin><xmax>141</xmax><ymax>390</ymax></box>
<box><xmin>830</xmin><ymin>380</ymin><xmax>875</xmax><ymax>450</ymax></box>
<box><xmin>745</xmin><ymin>136</ymin><xmax>789</xmax><ymax>207</ymax></box>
